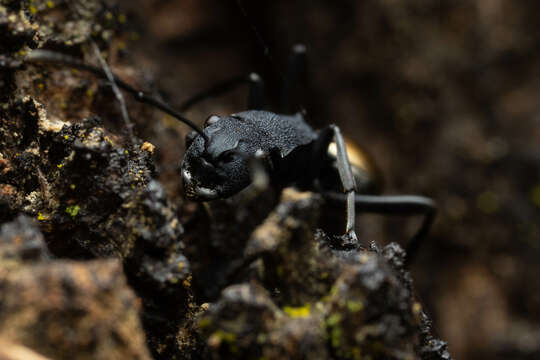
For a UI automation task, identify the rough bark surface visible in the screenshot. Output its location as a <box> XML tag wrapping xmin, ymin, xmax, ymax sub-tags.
<box><xmin>0</xmin><ymin>1</ymin><xmax>452</xmax><ymax>359</ymax></box>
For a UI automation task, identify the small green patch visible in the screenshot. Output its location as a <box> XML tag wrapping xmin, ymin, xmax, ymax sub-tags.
<box><xmin>346</xmin><ymin>300</ymin><xmax>364</xmax><ymax>313</ymax></box>
<box><xmin>37</xmin><ymin>212</ymin><xmax>49</xmax><ymax>221</ymax></box>
<box><xmin>198</xmin><ymin>316</ymin><xmax>211</xmax><ymax>329</ymax></box>
<box><xmin>65</xmin><ymin>205</ymin><xmax>80</xmax><ymax>217</ymax></box>
<box><xmin>283</xmin><ymin>303</ymin><xmax>311</xmax><ymax>318</ymax></box>
<box><xmin>326</xmin><ymin>313</ymin><xmax>342</xmax><ymax>326</ymax></box>
<box><xmin>211</xmin><ymin>330</ymin><xmax>236</xmax><ymax>344</ymax></box>
<box><xmin>330</xmin><ymin>325</ymin><xmax>342</xmax><ymax>348</ymax></box>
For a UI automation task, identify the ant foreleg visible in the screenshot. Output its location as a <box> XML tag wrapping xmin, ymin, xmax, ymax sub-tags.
<box><xmin>323</xmin><ymin>193</ymin><xmax>436</xmax><ymax>265</ymax></box>
<box><xmin>323</xmin><ymin>125</ymin><xmax>359</xmax><ymax>244</ymax></box>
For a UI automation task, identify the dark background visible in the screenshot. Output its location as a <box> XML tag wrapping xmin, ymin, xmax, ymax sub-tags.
<box><xmin>115</xmin><ymin>1</ymin><xmax>540</xmax><ymax>359</ymax></box>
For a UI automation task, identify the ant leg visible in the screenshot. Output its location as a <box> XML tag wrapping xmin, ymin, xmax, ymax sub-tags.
<box><xmin>280</xmin><ymin>44</ymin><xmax>307</xmax><ymax>114</ymax></box>
<box><xmin>325</xmin><ymin>124</ymin><xmax>358</xmax><ymax>243</ymax></box>
<box><xmin>178</xmin><ymin>73</ymin><xmax>265</xmax><ymax>111</ymax></box>
<box><xmin>323</xmin><ymin>193</ymin><xmax>436</xmax><ymax>265</ymax></box>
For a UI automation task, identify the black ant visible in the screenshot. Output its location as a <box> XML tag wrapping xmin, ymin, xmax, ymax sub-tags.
<box><xmin>25</xmin><ymin>42</ymin><xmax>436</xmax><ymax>265</ymax></box>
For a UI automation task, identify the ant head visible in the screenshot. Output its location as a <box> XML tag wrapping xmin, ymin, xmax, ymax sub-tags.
<box><xmin>181</xmin><ymin>115</ymin><xmax>257</xmax><ymax>201</ymax></box>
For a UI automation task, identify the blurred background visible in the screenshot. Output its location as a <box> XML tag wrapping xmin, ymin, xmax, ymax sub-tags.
<box><xmin>115</xmin><ymin>1</ymin><xmax>540</xmax><ymax>359</ymax></box>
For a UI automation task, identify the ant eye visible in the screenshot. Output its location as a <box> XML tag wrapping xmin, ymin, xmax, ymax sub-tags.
<box><xmin>205</xmin><ymin>115</ymin><xmax>220</xmax><ymax>127</ymax></box>
<box><xmin>218</xmin><ymin>150</ymin><xmax>236</xmax><ymax>163</ymax></box>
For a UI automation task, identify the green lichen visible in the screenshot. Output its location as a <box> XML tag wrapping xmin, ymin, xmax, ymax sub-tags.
<box><xmin>331</xmin><ymin>327</ymin><xmax>341</xmax><ymax>348</ymax></box>
<box><xmin>326</xmin><ymin>313</ymin><xmax>344</xmax><ymax>349</ymax></box>
<box><xmin>37</xmin><ymin>211</ymin><xmax>50</xmax><ymax>221</ymax></box>
<box><xmin>212</xmin><ymin>330</ymin><xmax>236</xmax><ymax>343</ymax></box>
<box><xmin>65</xmin><ymin>204</ymin><xmax>80</xmax><ymax>217</ymax></box>
<box><xmin>283</xmin><ymin>303</ymin><xmax>311</xmax><ymax>318</ymax></box>
<box><xmin>326</xmin><ymin>313</ymin><xmax>342</xmax><ymax>326</ymax></box>
<box><xmin>346</xmin><ymin>300</ymin><xmax>364</xmax><ymax>313</ymax></box>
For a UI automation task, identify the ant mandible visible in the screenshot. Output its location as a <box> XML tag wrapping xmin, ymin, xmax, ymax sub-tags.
<box><xmin>26</xmin><ymin>44</ymin><xmax>436</xmax><ymax>265</ymax></box>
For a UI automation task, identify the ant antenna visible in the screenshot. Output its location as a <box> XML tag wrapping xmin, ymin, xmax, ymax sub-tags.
<box><xmin>25</xmin><ymin>49</ymin><xmax>208</xmax><ymax>142</ymax></box>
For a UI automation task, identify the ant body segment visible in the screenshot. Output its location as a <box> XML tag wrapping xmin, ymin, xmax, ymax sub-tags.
<box><xmin>25</xmin><ymin>43</ymin><xmax>436</xmax><ymax>265</ymax></box>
